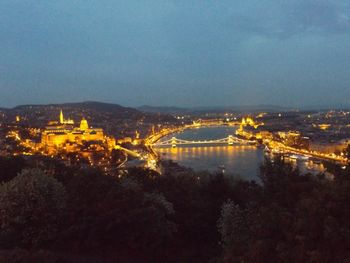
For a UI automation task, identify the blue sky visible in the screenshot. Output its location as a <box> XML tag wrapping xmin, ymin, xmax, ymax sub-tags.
<box><xmin>1</xmin><ymin>0</ymin><xmax>350</xmax><ymax>108</ymax></box>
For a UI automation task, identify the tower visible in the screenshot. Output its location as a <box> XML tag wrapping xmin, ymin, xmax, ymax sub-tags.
<box><xmin>80</xmin><ymin>118</ymin><xmax>89</xmax><ymax>130</ymax></box>
<box><xmin>60</xmin><ymin>110</ymin><xmax>64</xmax><ymax>124</ymax></box>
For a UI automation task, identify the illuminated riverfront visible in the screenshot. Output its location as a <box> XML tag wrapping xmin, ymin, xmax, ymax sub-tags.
<box><xmin>2</xmin><ymin>1</ymin><xmax>350</xmax><ymax>261</ymax></box>
<box><xmin>146</xmin><ymin>115</ymin><xmax>348</xmax><ymax>176</ymax></box>
<box><xmin>155</xmin><ymin>126</ymin><xmax>327</xmax><ymax>179</ymax></box>
<box><xmin>2</xmin><ymin>107</ymin><xmax>348</xmax><ymax>176</ymax></box>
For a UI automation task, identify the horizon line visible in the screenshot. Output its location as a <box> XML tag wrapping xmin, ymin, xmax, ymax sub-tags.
<box><xmin>0</xmin><ymin>100</ymin><xmax>349</xmax><ymax>111</ymax></box>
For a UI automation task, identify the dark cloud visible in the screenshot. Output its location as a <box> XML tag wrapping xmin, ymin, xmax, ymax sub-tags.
<box><xmin>0</xmin><ymin>0</ymin><xmax>349</xmax><ymax>107</ymax></box>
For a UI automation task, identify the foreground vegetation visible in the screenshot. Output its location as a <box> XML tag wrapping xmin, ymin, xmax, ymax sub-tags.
<box><xmin>0</xmin><ymin>156</ymin><xmax>350</xmax><ymax>262</ymax></box>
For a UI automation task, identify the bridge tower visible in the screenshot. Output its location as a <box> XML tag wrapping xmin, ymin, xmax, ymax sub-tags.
<box><xmin>228</xmin><ymin>135</ymin><xmax>234</xmax><ymax>146</ymax></box>
<box><xmin>171</xmin><ymin>137</ymin><xmax>177</xmax><ymax>148</ymax></box>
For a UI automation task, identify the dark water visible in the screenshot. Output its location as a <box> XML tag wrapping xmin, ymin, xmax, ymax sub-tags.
<box><xmin>156</xmin><ymin>126</ymin><xmax>326</xmax><ymax>181</ymax></box>
<box><xmin>156</xmin><ymin>127</ymin><xmax>264</xmax><ymax>181</ymax></box>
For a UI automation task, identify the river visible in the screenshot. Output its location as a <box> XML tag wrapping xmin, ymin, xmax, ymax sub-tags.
<box><xmin>156</xmin><ymin>126</ymin><xmax>263</xmax><ymax>181</ymax></box>
<box><xmin>155</xmin><ymin>126</ymin><xmax>326</xmax><ymax>181</ymax></box>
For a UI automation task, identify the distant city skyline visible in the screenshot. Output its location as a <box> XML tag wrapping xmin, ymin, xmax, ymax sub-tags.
<box><xmin>1</xmin><ymin>1</ymin><xmax>350</xmax><ymax>108</ymax></box>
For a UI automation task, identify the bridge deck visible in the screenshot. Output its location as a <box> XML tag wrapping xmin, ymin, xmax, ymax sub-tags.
<box><xmin>153</xmin><ymin>136</ymin><xmax>256</xmax><ymax>147</ymax></box>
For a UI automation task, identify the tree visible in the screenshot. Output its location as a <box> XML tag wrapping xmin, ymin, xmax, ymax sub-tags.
<box><xmin>344</xmin><ymin>144</ymin><xmax>350</xmax><ymax>160</ymax></box>
<box><xmin>57</xmin><ymin>169</ymin><xmax>176</xmax><ymax>260</ymax></box>
<box><xmin>0</xmin><ymin>169</ymin><xmax>66</xmax><ymax>247</ymax></box>
<box><xmin>218</xmin><ymin>200</ymin><xmax>250</xmax><ymax>261</ymax></box>
<box><xmin>0</xmin><ymin>156</ymin><xmax>26</xmax><ymax>183</ymax></box>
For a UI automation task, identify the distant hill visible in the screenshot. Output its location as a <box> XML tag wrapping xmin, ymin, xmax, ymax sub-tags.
<box><xmin>13</xmin><ymin>101</ymin><xmax>140</xmax><ymax>115</ymax></box>
<box><xmin>138</xmin><ymin>105</ymin><xmax>191</xmax><ymax>114</ymax></box>
<box><xmin>192</xmin><ymin>105</ymin><xmax>294</xmax><ymax>113</ymax></box>
<box><xmin>143</xmin><ymin>104</ymin><xmax>350</xmax><ymax>113</ymax></box>
<box><xmin>1</xmin><ymin>101</ymin><xmax>178</xmax><ymax>137</ymax></box>
<box><xmin>139</xmin><ymin>104</ymin><xmax>294</xmax><ymax>114</ymax></box>
<box><xmin>301</xmin><ymin>104</ymin><xmax>350</xmax><ymax>111</ymax></box>
<box><xmin>1</xmin><ymin>101</ymin><xmax>147</xmax><ymax>128</ymax></box>
<box><xmin>7</xmin><ymin>101</ymin><xmax>146</xmax><ymax>121</ymax></box>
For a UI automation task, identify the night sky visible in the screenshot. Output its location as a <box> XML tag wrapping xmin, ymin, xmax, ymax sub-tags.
<box><xmin>1</xmin><ymin>0</ymin><xmax>350</xmax><ymax>108</ymax></box>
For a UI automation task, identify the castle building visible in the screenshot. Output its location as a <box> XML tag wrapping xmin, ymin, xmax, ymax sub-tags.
<box><xmin>59</xmin><ymin>110</ymin><xmax>74</xmax><ymax>125</ymax></box>
<box><xmin>41</xmin><ymin>110</ymin><xmax>104</xmax><ymax>149</ymax></box>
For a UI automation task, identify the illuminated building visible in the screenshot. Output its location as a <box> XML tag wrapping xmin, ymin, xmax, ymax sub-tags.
<box><xmin>59</xmin><ymin>110</ymin><xmax>74</xmax><ymax>125</ymax></box>
<box><xmin>278</xmin><ymin>131</ymin><xmax>310</xmax><ymax>150</ymax></box>
<box><xmin>41</xmin><ymin>110</ymin><xmax>104</xmax><ymax>150</ymax></box>
<box><xmin>318</xmin><ymin>124</ymin><xmax>331</xmax><ymax>130</ymax></box>
<box><xmin>241</xmin><ymin>117</ymin><xmax>262</xmax><ymax>129</ymax></box>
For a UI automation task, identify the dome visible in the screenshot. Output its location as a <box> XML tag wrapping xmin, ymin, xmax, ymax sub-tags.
<box><xmin>80</xmin><ymin>118</ymin><xmax>89</xmax><ymax>130</ymax></box>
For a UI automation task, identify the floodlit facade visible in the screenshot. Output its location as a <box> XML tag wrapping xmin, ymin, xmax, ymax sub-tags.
<box><xmin>41</xmin><ymin>110</ymin><xmax>104</xmax><ymax>149</ymax></box>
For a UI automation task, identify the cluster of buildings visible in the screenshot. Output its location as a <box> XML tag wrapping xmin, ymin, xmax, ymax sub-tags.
<box><xmin>277</xmin><ymin>131</ymin><xmax>310</xmax><ymax>150</ymax></box>
<box><xmin>241</xmin><ymin>117</ymin><xmax>262</xmax><ymax>129</ymax></box>
<box><xmin>41</xmin><ymin>110</ymin><xmax>115</xmax><ymax>154</ymax></box>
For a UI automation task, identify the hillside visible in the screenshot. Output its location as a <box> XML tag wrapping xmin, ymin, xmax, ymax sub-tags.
<box><xmin>1</xmin><ymin>101</ymin><xmax>177</xmax><ymax>137</ymax></box>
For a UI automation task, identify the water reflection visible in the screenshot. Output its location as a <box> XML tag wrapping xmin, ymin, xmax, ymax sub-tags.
<box><xmin>156</xmin><ymin>126</ymin><xmax>325</xmax><ymax>181</ymax></box>
<box><xmin>158</xmin><ymin>145</ymin><xmax>263</xmax><ymax>181</ymax></box>
<box><xmin>282</xmin><ymin>156</ymin><xmax>325</xmax><ymax>174</ymax></box>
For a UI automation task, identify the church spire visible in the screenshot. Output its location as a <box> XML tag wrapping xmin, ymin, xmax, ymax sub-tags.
<box><xmin>60</xmin><ymin>110</ymin><xmax>64</xmax><ymax>124</ymax></box>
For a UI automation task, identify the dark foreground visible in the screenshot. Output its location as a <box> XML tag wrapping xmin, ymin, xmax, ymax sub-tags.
<box><xmin>0</xmin><ymin>156</ymin><xmax>350</xmax><ymax>263</ymax></box>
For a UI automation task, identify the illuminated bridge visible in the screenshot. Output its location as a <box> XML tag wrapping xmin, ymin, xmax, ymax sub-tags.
<box><xmin>153</xmin><ymin>135</ymin><xmax>256</xmax><ymax>147</ymax></box>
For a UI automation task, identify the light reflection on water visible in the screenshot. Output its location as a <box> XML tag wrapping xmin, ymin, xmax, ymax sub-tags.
<box><xmin>156</xmin><ymin>126</ymin><xmax>326</xmax><ymax>181</ymax></box>
<box><xmin>283</xmin><ymin>157</ymin><xmax>325</xmax><ymax>175</ymax></box>
<box><xmin>157</xmin><ymin>145</ymin><xmax>263</xmax><ymax>181</ymax></box>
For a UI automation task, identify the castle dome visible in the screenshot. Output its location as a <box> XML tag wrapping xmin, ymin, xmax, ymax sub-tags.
<box><xmin>80</xmin><ymin>118</ymin><xmax>89</xmax><ymax>130</ymax></box>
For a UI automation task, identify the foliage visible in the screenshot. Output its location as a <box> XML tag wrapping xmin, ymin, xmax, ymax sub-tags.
<box><xmin>127</xmin><ymin>167</ymin><xmax>258</xmax><ymax>261</ymax></box>
<box><xmin>0</xmin><ymin>169</ymin><xmax>66</xmax><ymax>247</ymax></box>
<box><xmin>55</xmin><ymin>169</ymin><xmax>176</xmax><ymax>260</ymax></box>
<box><xmin>0</xmin><ymin>249</ymin><xmax>61</xmax><ymax>263</ymax></box>
<box><xmin>344</xmin><ymin>144</ymin><xmax>350</xmax><ymax>159</ymax></box>
<box><xmin>0</xmin><ymin>156</ymin><xmax>26</xmax><ymax>183</ymax></box>
<box><xmin>218</xmin><ymin>200</ymin><xmax>251</xmax><ymax>261</ymax></box>
<box><xmin>219</xmin><ymin>157</ymin><xmax>350</xmax><ymax>262</ymax></box>
<box><xmin>2</xmin><ymin>156</ymin><xmax>350</xmax><ymax>262</ymax></box>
